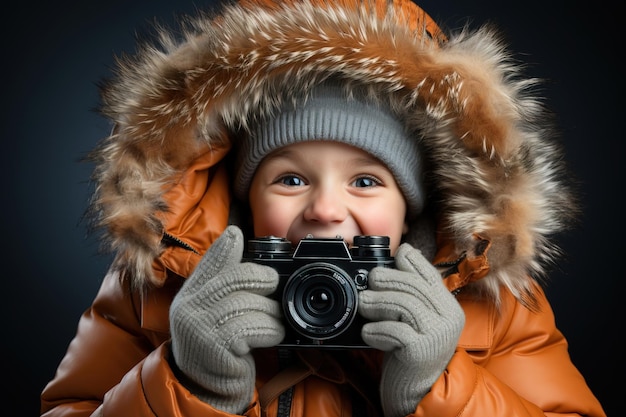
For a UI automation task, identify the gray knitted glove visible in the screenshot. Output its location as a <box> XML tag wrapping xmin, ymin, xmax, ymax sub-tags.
<box><xmin>358</xmin><ymin>243</ymin><xmax>465</xmax><ymax>417</ymax></box>
<box><xmin>169</xmin><ymin>225</ymin><xmax>285</xmax><ymax>414</ymax></box>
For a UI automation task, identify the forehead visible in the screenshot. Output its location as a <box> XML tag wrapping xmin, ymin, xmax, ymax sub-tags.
<box><xmin>262</xmin><ymin>140</ymin><xmax>388</xmax><ymax>166</ymax></box>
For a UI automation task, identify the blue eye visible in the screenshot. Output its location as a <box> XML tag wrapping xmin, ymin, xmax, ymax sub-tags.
<box><xmin>278</xmin><ymin>175</ymin><xmax>305</xmax><ymax>186</ymax></box>
<box><xmin>353</xmin><ymin>176</ymin><xmax>380</xmax><ymax>188</ymax></box>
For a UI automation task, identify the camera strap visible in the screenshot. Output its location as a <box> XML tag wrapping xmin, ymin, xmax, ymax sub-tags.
<box><xmin>258</xmin><ymin>352</ymin><xmax>313</xmax><ymax>416</ymax></box>
<box><xmin>258</xmin><ymin>350</ymin><xmax>382</xmax><ymax>416</ymax></box>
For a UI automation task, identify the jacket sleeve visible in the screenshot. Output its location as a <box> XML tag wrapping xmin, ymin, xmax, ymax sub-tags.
<box><xmin>412</xmin><ymin>285</ymin><xmax>606</xmax><ymax>417</ymax></box>
<box><xmin>39</xmin><ymin>270</ymin><xmax>261</xmax><ymax>417</ymax></box>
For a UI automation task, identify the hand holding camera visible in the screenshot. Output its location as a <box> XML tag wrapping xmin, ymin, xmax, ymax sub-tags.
<box><xmin>170</xmin><ymin>225</ymin><xmax>462</xmax><ymax>416</ymax></box>
<box><xmin>169</xmin><ymin>225</ymin><xmax>285</xmax><ymax>414</ymax></box>
<box><xmin>358</xmin><ymin>243</ymin><xmax>466</xmax><ymax>417</ymax></box>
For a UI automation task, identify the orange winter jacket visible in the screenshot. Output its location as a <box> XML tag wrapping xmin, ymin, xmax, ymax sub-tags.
<box><xmin>41</xmin><ymin>0</ymin><xmax>605</xmax><ymax>415</ymax></box>
<box><xmin>40</xmin><ymin>246</ymin><xmax>604</xmax><ymax>416</ymax></box>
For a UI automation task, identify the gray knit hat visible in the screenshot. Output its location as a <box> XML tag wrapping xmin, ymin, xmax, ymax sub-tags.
<box><xmin>234</xmin><ymin>83</ymin><xmax>425</xmax><ymax>217</ymax></box>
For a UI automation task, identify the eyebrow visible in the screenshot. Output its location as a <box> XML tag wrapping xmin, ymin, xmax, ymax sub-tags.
<box><xmin>264</xmin><ymin>148</ymin><xmax>298</xmax><ymax>160</ymax></box>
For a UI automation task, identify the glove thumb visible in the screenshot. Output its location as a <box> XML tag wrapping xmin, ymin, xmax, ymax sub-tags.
<box><xmin>198</xmin><ymin>225</ymin><xmax>245</xmax><ymax>273</ymax></box>
<box><xmin>180</xmin><ymin>226</ymin><xmax>245</xmax><ymax>296</ymax></box>
<box><xmin>394</xmin><ymin>243</ymin><xmax>440</xmax><ymax>285</ymax></box>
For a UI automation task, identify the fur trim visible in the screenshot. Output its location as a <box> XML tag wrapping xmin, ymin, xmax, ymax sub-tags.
<box><xmin>88</xmin><ymin>0</ymin><xmax>576</xmax><ymax>303</ymax></box>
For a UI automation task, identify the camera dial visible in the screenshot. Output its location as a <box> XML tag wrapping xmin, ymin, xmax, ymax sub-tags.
<box><xmin>247</xmin><ymin>236</ymin><xmax>292</xmax><ymax>258</ymax></box>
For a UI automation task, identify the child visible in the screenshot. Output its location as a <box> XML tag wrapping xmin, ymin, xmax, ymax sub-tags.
<box><xmin>41</xmin><ymin>0</ymin><xmax>606</xmax><ymax>416</ymax></box>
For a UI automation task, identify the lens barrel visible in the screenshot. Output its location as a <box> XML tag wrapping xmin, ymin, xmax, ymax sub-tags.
<box><xmin>283</xmin><ymin>262</ymin><xmax>358</xmax><ymax>340</ymax></box>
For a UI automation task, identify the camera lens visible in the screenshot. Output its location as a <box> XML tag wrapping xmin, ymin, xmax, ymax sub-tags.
<box><xmin>283</xmin><ymin>262</ymin><xmax>358</xmax><ymax>340</ymax></box>
<box><xmin>308</xmin><ymin>289</ymin><xmax>332</xmax><ymax>311</ymax></box>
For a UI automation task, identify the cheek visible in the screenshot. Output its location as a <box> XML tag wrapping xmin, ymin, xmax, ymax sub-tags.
<box><xmin>249</xmin><ymin>177</ymin><xmax>292</xmax><ymax>238</ymax></box>
<box><xmin>360</xmin><ymin>217</ymin><xmax>406</xmax><ymax>253</ymax></box>
<box><xmin>355</xmin><ymin>198</ymin><xmax>407</xmax><ymax>254</ymax></box>
<box><xmin>253</xmin><ymin>212</ymin><xmax>287</xmax><ymax>238</ymax></box>
<box><xmin>250</xmin><ymin>199</ymin><xmax>296</xmax><ymax>238</ymax></box>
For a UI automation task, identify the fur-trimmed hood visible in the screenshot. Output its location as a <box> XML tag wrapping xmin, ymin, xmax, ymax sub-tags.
<box><xmin>89</xmin><ymin>0</ymin><xmax>576</xmax><ymax>305</ymax></box>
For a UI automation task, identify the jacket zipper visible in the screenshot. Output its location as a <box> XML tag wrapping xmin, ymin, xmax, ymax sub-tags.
<box><xmin>161</xmin><ymin>232</ymin><xmax>199</xmax><ymax>254</ymax></box>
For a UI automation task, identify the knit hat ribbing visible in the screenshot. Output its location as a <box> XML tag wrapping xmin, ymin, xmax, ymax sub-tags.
<box><xmin>234</xmin><ymin>83</ymin><xmax>425</xmax><ymax>217</ymax></box>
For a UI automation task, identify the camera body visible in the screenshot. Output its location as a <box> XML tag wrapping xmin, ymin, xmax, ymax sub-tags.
<box><xmin>245</xmin><ymin>234</ymin><xmax>395</xmax><ymax>348</ymax></box>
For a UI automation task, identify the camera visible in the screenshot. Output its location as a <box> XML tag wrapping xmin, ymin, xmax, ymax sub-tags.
<box><xmin>244</xmin><ymin>234</ymin><xmax>395</xmax><ymax>348</ymax></box>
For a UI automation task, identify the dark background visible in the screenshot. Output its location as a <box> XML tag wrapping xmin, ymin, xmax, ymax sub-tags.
<box><xmin>3</xmin><ymin>1</ymin><xmax>622</xmax><ymax>416</ymax></box>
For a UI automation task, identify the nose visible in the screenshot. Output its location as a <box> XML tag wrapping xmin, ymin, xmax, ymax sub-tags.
<box><xmin>303</xmin><ymin>188</ymin><xmax>347</xmax><ymax>224</ymax></box>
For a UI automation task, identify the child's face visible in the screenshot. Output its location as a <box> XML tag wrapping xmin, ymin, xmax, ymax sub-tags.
<box><xmin>248</xmin><ymin>141</ymin><xmax>408</xmax><ymax>254</ymax></box>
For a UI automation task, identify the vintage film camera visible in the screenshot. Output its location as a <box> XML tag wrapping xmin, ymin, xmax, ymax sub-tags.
<box><xmin>245</xmin><ymin>234</ymin><xmax>395</xmax><ymax>348</ymax></box>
